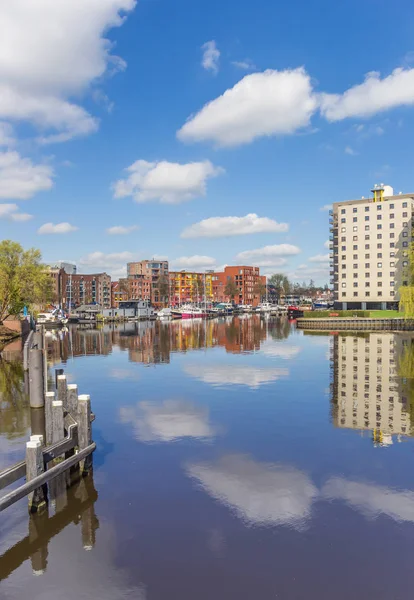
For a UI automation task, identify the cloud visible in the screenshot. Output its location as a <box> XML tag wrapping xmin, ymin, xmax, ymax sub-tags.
<box><xmin>185</xmin><ymin>455</ymin><xmax>317</xmax><ymax>528</ymax></box>
<box><xmin>172</xmin><ymin>255</ymin><xmax>217</xmax><ymax>270</ymax></box>
<box><xmin>106</xmin><ymin>225</ymin><xmax>139</xmax><ymax>235</ymax></box>
<box><xmin>181</xmin><ymin>213</ymin><xmax>288</xmax><ymax>239</ymax></box>
<box><xmin>79</xmin><ymin>251</ymin><xmax>134</xmax><ymax>268</ymax></box>
<box><xmin>320</xmin><ymin>204</ymin><xmax>332</xmax><ymax>211</ymax></box>
<box><xmin>201</xmin><ymin>40</ymin><xmax>220</xmax><ymax>74</ymax></box>
<box><xmin>120</xmin><ymin>399</ymin><xmax>217</xmax><ymax>443</ymax></box>
<box><xmin>0</xmin><ymin>151</ymin><xmax>53</xmax><ymax>199</ymax></box>
<box><xmin>232</xmin><ymin>59</ymin><xmax>256</xmax><ymax>71</ymax></box>
<box><xmin>236</xmin><ymin>244</ymin><xmax>301</xmax><ymax>267</ymax></box>
<box><xmin>261</xmin><ymin>341</ymin><xmax>301</xmax><ymax>359</ymax></box>
<box><xmin>113</xmin><ymin>159</ymin><xmax>223</xmax><ymax>204</ymax></box>
<box><xmin>0</xmin><ymin>1</ymin><xmax>136</xmax><ymax>142</ymax></box>
<box><xmin>324</xmin><ymin>240</ymin><xmax>331</xmax><ymax>249</ymax></box>
<box><xmin>320</xmin><ymin>67</ymin><xmax>414</xmax><ymax>121</ymax></box>
<box><xmin>0</xmin><ymin>122</ymin><xmax>15</xmax><ymax>147</ymax></box>
<box><xmin>184</xmin><ymin>364</ymin><xmax>288</xmax><ymax>388</ymax></box>
<box><xmin>308</xmin><ymin>254</ymin><xmax>330</xmax><ymax>263</ymax></box>
<box><xmin>322</xmin><ymin>477</ymin><xmax>414</xmax><ymax>524</ymax></box>
<box><xmin>0</xmin><ymin>203</ymin><xmax>33</xmax><ymax>221</ymax></box>
<box><xmin>38</xmin><ymin>222</ymin><xmax>78</xmax><ymax>234</ymax></box>
<box><xmin>345</xmin><ymin>146</ymin><xmax>357</xmax><ymax>155</ymax></box>
<box><xmin>177</xmin><ymin>68</ymin><xmax>318</xmax><ymax>147</ymax></box>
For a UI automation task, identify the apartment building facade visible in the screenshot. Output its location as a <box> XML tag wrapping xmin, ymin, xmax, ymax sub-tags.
<box><xmin>212</xmin><ymin>266</ymin><xmax>264</xmax><ymax>306</ymax></box>
<box><xmin>61</xmin><ymin>272</ymin><xmax>111</xmax><ymax>309</ymax></box>
<box><xmin>127</xmin><ymin>260</ymin><xmax>169</xmax><ymax>306</ymax></box>
<box><xmin>111</xmin><ymin>281</ymin><xmax>128</xmax><ymax>308</ymax></box>
<box><xmin>330</xmin><ymin>184</ymin><xmax>414</xmax><ymax>309</ymax></box>
<box><xmin>169</xmin><ymin>271</ymin><xmax>213</xmax><ymax>305</ymax></box>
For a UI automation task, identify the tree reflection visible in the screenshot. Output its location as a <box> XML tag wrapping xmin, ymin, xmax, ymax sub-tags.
<box><xmin>0</xmin><ymin>359</ymin><xmax>30</xmax><ymax>439</ymax></box>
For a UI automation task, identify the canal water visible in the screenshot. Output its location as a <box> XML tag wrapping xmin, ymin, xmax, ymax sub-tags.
<box><xmin>1</xmin><ymin>316</ymin><xmax>414</xmax><ymax>599</ymax></box>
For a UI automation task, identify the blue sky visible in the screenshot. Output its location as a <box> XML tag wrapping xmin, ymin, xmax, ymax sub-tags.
<box><xmin>1</xmin><ymin>0</ymin><xmax>414</xmax><ymax>284</ymax></box>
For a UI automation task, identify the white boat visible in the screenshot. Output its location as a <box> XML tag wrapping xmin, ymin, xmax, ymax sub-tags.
<box><xmin>256</xmin><ymin>302</ymin><xmax>274</xmax><ymax>313</ymax></box>
<box><xmin>157</xmin><ymin>308</ymin><xmax>172</xmax><ymax>319</ymax></box>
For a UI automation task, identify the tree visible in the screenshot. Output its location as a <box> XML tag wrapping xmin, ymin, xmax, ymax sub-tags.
<box><xmin>268</xmin><ymin>273</ymin><xmax>291</xmax><ymax>299</ymax></box>
<box><xmin>224</xmin><ymin>277</ymin><xmax>239</xmax><ymax>302</ymax></box>
<box><xmin>156</xmin><ymin>275</ymin><xmax>170</xmax><ymax>305</ymax></box>
<box><xmin>0</xmin><ymin>240</ymin><xmax>53</xmax><ymax>324</ymax></box>
<box><xmin>253</xmin><ymin>280</ymin><xmax>267</xmax><ymax>301</ymax></box>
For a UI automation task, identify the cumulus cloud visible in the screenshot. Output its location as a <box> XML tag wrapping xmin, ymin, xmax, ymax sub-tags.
<box><xmin>184</xmin><ymin>364</ymin><xmax>288</xmax><ymax>388</ymax></box>
<box><xmin>308</xmin><ymin>254</ymin><xmax>330</xmax><ymax>263</ymax></box>
<box><xmin>261</xmin><ymin>341</ymin><xmax>301</xmax><ymax>359</ymax></box>
<box><xmin>232</xmin><ymin>59</ymin><xmax>256</xmax><ymax>71</ymax></box>
<box><xmin>113</xmin><ymin>159</ymin><xmax>223</xmax><ymax>204</ymax></box>
<box><xmin>345</xmin><ymin>146</ymin><xmax>357</xmax><ymax>155</ymax></box>
<box><xmin>38</xmin><ymin>222</ymin><xmax>78</xmax><ymax>234</ymax></box>
<box><xmin>79</xmin><ymin>251</ymin><xmax>134</xmax><ymax>268</ymax></box>
<box><xmin>181</xmin><ymin>213</ymin><xmax>288</xmax><ymax>239</ymax></box>
<box><xmin>236</xmin><ymin>244</ymin><xmax>300</xmax><ymax>267</ymax></box>
<box><xmin>324</xmin><ymin>240</ymin><xmax>331</xmax><ymax>249</ymax></box>
<box><xmin>320</xmin><ymin>67</ymin><xmax>414</xmax><ymax>121</ymax></box>
<box><xmin>0</xmin><ymin>1</ymin><xmax>136</xmax><ymax>142</ymax></box>
<box><xmin>177</xmin><ymin>68</ymin><xmax>318</xmax><ymax>147</ymax></box>
<box><xmin>0</xmin><ymin>122</ymin><xmax>15</xmax><ymax>147</ymax></box>
<box><xmin>0</xmin><ymin>151</ymin><xmax>53</xmax><ymax>199</ymax></box>
<box><xmin>185</xmin><ymin>455</ymin><xmax>317</xmax><ymax>528</ymax></box>
<box><xmin>320</xmin><ymin>204</ymin><xmax>332</xmax><ymax>211</ymax></box>
<box><xmin>201</xmin><ymin>40</ymin><xmax>220</xmax><ymax>74</ymax></box>
<box><xmin>171</xmin><ymin>255</ymin><xmax>217</xmax><ymax>270</ymax></box>
<box><xmin>106</xmin><ymin>225</ymin><xmax>139</xmax><ymax>235</ymax></box>
<box><xmin>0</xmin><ymin>203</ymin><xmax>33</xmax><ymax>222</ymax></box>
<box><xmin>120</xmin><ymin>400</ymin><xmax>217</xmax><ymax>443</ymax></box>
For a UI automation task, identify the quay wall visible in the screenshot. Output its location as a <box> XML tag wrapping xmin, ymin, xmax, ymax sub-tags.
<box><xmin>296</xmin><ymin>318</ymin><xmax>414</xmax><ymax>331</ymax></box>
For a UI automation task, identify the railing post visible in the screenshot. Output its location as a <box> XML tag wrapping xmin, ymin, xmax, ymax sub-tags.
<box><xmin>51</xmin><ymin>401</ymin><xmax>64</xmax><ymax>445</ymax></box>
<box><xmin>29</xmin><ymin>349</ymin><xmax>45</xmax><ymax>408</ymax></box>
<box><xmin>78</xmin><ymin>395</ymin><xmax>92</xmax><ymax>474</ymax></box>
<box><xmin>57</xmin><ymin>375</ymin><xmax>68</xmax><ymax>410</ymax></box>
<box><xmin>26</xmin><ymin>440</ymin><xmax>47</xmax><ymax>513</ymax></box>
<box><xmin>67</xmin><ymin>384</ymin><xmax>78</xmax><ymax>415</ymax></box>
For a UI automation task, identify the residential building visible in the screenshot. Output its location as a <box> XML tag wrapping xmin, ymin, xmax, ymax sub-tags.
<box><xmin>61</xmin><ymin>272</ymin><xmax>111</xmax><ymax>309</ymax></box>
<box><xmin>169</xmin><ymin>271</ymin><xmax>213</xmax><ymax>305</ymax></box>
<box><xmin>212</xmin><ymin>266</ymin><xmax>264</xmax><ymax>306</ymax></box>
<box><xmin>111</xmin><ymin>281</ymin><xmax>128</xmax><ymax>308</ymax></box>
<box><xmin>127</xmin><ymin>260</ymin><xmax>169</xmax><ymax>307</ymax></box>
<box><xmin>49</xmin><ymin>261</ymin><xmax>77</xmax><ymax>275</ymax></box>
<box><xmin>330</xmin><ymin>184</ymin><xmax>414</xmax><ymax>310</ymax></box>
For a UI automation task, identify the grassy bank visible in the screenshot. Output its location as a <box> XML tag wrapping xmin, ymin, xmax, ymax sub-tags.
<box><xmin>303</xmin><ymin>310</ymin><xmax>403</xmax><ymax>319</ymax></box>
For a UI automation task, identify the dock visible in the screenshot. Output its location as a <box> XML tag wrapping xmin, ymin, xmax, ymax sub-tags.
<box><xmin>296</xmin><ymin>317</ymin><xmax>414</xmax><ymax>331</ymax></box>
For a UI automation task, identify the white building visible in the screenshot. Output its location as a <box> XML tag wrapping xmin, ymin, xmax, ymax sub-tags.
<box><xmin>330</xmin><ymin>184</ymin><xmax>414</xmax><ymax>310</ymax></box>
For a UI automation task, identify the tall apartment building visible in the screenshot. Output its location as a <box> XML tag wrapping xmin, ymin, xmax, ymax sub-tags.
<box><xmin>212</xmin><ymin>266</ymin><xmax>264</xmax><ymax>306</ymax></box>
<box><xmin>61</xmin><ymin>272</ymin><xmax>111</xmax><ymax>309</ymax></box>
<box><xmin>169</xmin><ymin>271</ymin><xmax>213</xmax><ymax>305</ymax></box>
<box><xmin>111</xmin><ymin>281</ymin><xmax>128</xmax><ymax>308</ymax></box>
<box><xmin>330</xmin><ymin>184</ymin><xmax>414</xmax><ymax>310</ymax></box>
<box><xmin>127</xmin><ymin>260</ymin><xmax>169</xmax><ymax>306</ymax></box>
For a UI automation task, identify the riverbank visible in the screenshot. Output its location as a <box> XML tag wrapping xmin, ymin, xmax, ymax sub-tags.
<box><xmin>297</xmin><ymin>317</ymin><xmax>414</xmax><ymax>331</ymax></box>
<box><xmin>0</xmin><ymin>325</ymin><xmax>20</xmax><ymax>351</ymax></box>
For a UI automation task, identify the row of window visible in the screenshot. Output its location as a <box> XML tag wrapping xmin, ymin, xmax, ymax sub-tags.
<box><xmin>341</xmin><ymin>221</ymin><xmax>410</xmax><ymax>229</ymax></box>
<box><xmin>342</xmin><ymin>279</ymin><xmax>407</xmax><ymax>286</ymax></box>
<box><xmin>340</xmin><ymin>244</ymin><xmax>409</xmax><ymax>251</ymax></box>
<box><xmin>341</xmin><ymin>202</ymin><xmax>408</xmax><ymax>214</ymax></box>
<box><xmin>342</xmin><ymin>291</ymin><xmax>393</xmax><ymax>297</ymax></box>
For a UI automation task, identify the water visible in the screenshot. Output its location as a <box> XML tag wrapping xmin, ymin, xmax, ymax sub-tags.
<box><xmin>1</xmin><ymin>316</ymin><xmax>414</xmax><ymax>599</ymax></box>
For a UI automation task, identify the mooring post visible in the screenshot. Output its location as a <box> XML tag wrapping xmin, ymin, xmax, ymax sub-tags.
<box><xmin>78</xmin><ymin>395</ymin><xmax>93</xmax><ymax>474</ymax></box>
<box><xmin>26</xmin><ymin>440</ymin><xmax>47</xmax><ymax>514</ymax></box>
<box><xmin>67</xmin><ymin>384</ymin><xmax>78</xmax><ymax>415</ymax></box>
<box><xmin>57</xmin><ymin>375</ymin><xmax>68</xmax><ymax>410</ymax></box>
<box><xmin>29</xmin><ymin>349</ymin><xmax>45</xmax><ymax>409</ymax></box>
<box><xmin>51</xmin><ymin>400</ymin><xmax>64</xmax><ymax>445</ymax></box>
<box><xmin>55</xmin><ymin>368</ymin><xmax>64</xmax><ymax>390</ymax></box>
<box><xmin>28</xmin><ymin>509</ymin><xmax>49</xmax><ymax>575</ymax></box>
<box><xmin>45</xmin><ymin>392</ymin><xmax>55</xmax><ymax>446</ymax></box>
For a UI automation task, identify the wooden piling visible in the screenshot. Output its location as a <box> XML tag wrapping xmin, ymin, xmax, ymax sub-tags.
<box><xmin>67</xmin><ymin>384</ymin><xmax>78</xmax><ymax>415</ymax></box>
<box><xmin>55</xmin><ymin>368</ymin><xmax>64</xmax><ymax>390</ymax></box>
<box><xmin>78</xmin><ymin>395</ymin><xmax>92</xmax><ymax>474</ymax></box>
<box><xmin>51</xmin><ymin>401</ymin><xmax>64</xmax><ymax>445</ymax></box>
<box><xmin>45</xmin><ymin>392</ymin><xmax>55</xmax><ymax>446</ymax></box>
<box><xmin>57</xmin><ymin>375</ymin><xmax>68</xmax><ymax>410</ymax></box>
<box><xmin>26</xmin><ymin>440</ymin><xmax>47</xmax><ymax>513</ymax></box>
<box><xmin>29</xmin><ymin>349</ymin><xmax>45</xmax><ymax>408</ymax></box>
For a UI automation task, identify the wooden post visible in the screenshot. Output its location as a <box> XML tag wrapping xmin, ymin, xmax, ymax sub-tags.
<box><xmin>51</xmin><ymin>400</ymin><xmax>64</xmax><ymax>445</ymax></box>
<box><xmin>57</xmin><ymin>375</ymin><xmax>68</xmax><ymax>410</ymax></box>
<box><xmin>78</xmin><ymin>395</ymin><xmax>92</xmax><ymax>474</ymax></box>
<box><xmin>26</xmin><ymin>440</ymin><xmax>47</xmax><ymax>513</ymax></box>
<box><xmin>45</xmin><ymin>392</ymin><xmax>55</xmax><ymax>446</ymax></box>
<box><xmin>28</xmin><ymin>509</ymin><xmax>49</xmax><ymax>575</ymax></box>
<box><xmin>31</xmin><ymin>408</ymin><xmax>46</xmax><ymax>444</ymax></box>
<box><xmin>67</xmin><ymin>384</ymin><xmax>78</xmax><ymax>415</ymax></box>
<box><xmin>29</xmin><ymin>349</ymin><xmax>45</xmax><ymax>408</ymax></box>
<box><xmin>55</xmin><ymin>368</ymin><xmax>64</xmax><ymax>390</ymax></box>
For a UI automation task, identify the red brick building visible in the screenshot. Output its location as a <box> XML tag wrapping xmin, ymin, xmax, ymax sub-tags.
<box><xmin>212</xmin><ymin>266</ymin><xmax>264</xmax><ymax>306</ymax></box>
<box><xmin>127</xmin><ymin>260</ymin><xmax>169</xmax><ymax>307</ymax></box>
<box><xmin>60</xmin><ymin>272</ymin><xmax>111</xmax><ymax>309</ymax></box>
<box><xmin>111</xmin><ymin>281</ymin><xmax>128</xmax><ymax>308</ymax></box>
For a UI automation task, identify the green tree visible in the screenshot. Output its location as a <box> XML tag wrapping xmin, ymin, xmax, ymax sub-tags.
<box><xmin>0</xmin><ymin>240</ymin><xmax>53</xmax><ymax>324</ymax></box>
<box><xmin>269</xmin><ymin>273</ymin><xmax>291</xmax><ymax>299</ymax></box>
<box><xmin>224</xmin><ymin>277</ymin><xmax>239</xmax><ymax>302</ymax></box>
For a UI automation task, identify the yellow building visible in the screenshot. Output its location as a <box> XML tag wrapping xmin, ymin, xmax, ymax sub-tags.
<box><xmin>169</xmin><ymin>271</ymin><xmax>213</xmax><ymax>305</ymax></box>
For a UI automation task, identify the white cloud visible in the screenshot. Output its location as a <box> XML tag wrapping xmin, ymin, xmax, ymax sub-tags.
<box><xmin>38</xmin><ymin>222</ymin><xmax>78</xmax><ymax>234</ymax></box>
<box><xmin>185</xmin><ymin>455</ymin><xmax>317</xmax><ymax>528</ymax></box>
<box><xmin>322</xmin><ymin>477</ymin><xmax>414</xmax><ymax>524</ymax></box>
<box><xmin>172</xmin><ymin>255</ymin><xmax>217</xmax><ymax>270</ymax></box>
<box><xmin>181</xmin><ymin>213</ymin><xmax>288</xmax><ymax>239</ymax></box>
<box><xmin>0</xmin><ymin>151</ymin><xmax>53</xmax><ymax>199</ymax></box>
<box><xmin>106</xmin><ymin>225</ymin><xmax>139</xmax><ymax>235</ymax></box>
<box><xmin>177</xmin><ymin>68</ymin><xmax>318</xmax><ymax>147</ymax></box>
<box><xmin>345</xmin><ymin>146</ymin><xmax>357</xmax><ymax>155</ymax></box>
<box><xmin>320</xmin><ymin>67</ymin><xmax>414</xmax><ymax>121</ymax></box>
<box><xmin>320</xmin><ymin>204</ymin><xmax>332</xmax><ymax>211</ymax></box>
<box><xmin>236</xmin><ymin>244</ymin><xmax>301</xmax><ymax>266</ymax></box>
<box><xmin>261</xmin><ymin>341</ymin><xmax>301</xmax><ymax>359</ymax></box>
<box><xmin>0</xmin><ymin>203</ymin><xmax>33</xmax><ymax>222</ymax></box>
<box><xmin>308</xmin><ymin>254</ymin><xmax>330</xmax><ymax>263</ymax></box>
<box><xmin>0</xmin><ymin>122</ymin><xmax>15</xmax><ymax>147</ymax></box>
<box><xmin>0</xmin><ymin>1</ymin><xmax>136</xmax><ymax>142</ymax></box>
<box><xmin>113</xmin><ymin>159</ymin><xmax>223</xmax><ymax>204</ymax></box>
<box><xmin>120</xmin><ymin>400</ymin><xmax>216</xmax><ymax>442</ymax></box>
<box><xmin>232</xmin><ymin>59</ymin><xmax>256</xmax><ymax>71</ymax></box>
<box><xmin>324</xmin><ymin>240</ymin><xmax>331</xmax><ymax>249</ymax></box>
<box><xmin>79</xmin><ymin>251</ymin><xmax>134</xmax><ymax>268</ymax></box>
<box><xmin>201</xmin><ymin>40</ymin><xmax>220</xmax><ymax>74</ymax></box>
<box><xmin>184</xmin><ymin>364</ymin><xmax>288</xmax><ymax>388</ymax></box>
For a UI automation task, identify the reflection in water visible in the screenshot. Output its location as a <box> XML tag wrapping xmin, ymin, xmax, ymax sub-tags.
<box><xmin>184</xmin><ymin>364</ymin><xmax>289</xmax><ymax>388</ymax></box>
<box><xmin>0</xmin><ymin>359</ymin><xmax>30</xmax><ymax>441</ymax></box>
<box><xmin>186</xmin><ymin>454</ymin><xmax>317</xmax><ymax>529</ymax></box>
<box><xmin>330</xmin><ymin>332</ymin><xmax>414</xmax><ymax>443</ymax></box>
<box><xmin>120</xmin><ymin>399</ymin><xmax>217</xmax><ymax>442</ymax></box>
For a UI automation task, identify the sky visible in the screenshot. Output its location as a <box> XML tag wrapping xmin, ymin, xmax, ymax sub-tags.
<box><xmin>1</xmin><ymin>0</ymin><xmax>414</xmax><ymax>284</ymax></box>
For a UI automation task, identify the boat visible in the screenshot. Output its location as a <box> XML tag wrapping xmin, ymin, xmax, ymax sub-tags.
<box><xmin>256</xmin><ymin>302</ymin><xmax>274</xmax><ymax>313</ymax></box>
<box><xmin>287</xmin><ymin>305</ymin><xmax>304</xmax><ymax>319</ymax></box>
<box><xmin>215</xmin><ymin>303</ymin><xmax>234</xmax><ymax>314</ymax></box>
<box><xmin>180</xmin><ymin>304</ymin><xmax>208</xmax><ymax>319</ymax></box>
<box><xmin>157</xmin><ymin>308</ymin><xmax>173</xmax><ymax>319</ymax></box>
<box><xmin>37</xmin><ymin>309</ymin><xmax>68</xmax><ymax>327</ymax></box>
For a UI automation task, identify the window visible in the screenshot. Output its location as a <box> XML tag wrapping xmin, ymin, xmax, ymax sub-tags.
<box><xmin>365</xmin><ymin>225</ymin><xmax>370</xmax><ymax>231</ymax></box>
<box><xmin>390</xmin><ymin>223</ymin><xmax>395</xmax><ymax>229</ymax></box>
<box><xmin>377</xmin><ymin>262</ymin><xmax>382</xmax><ymax>268</ymax></box>
<box><xmin>390</xmin><ymin>252</ymin><xmax>395</xmax><ymax>257</ymax></box>
<box><xmin>390</xmin><ymin>262</ymin><xmax>395</xmax><ymax>267</ymax></box>
<box><xmin>353</xmin><ymin>245</ymin><xmax>358</xmax><ymax>250</ymax></box>
<box><xmin>365</xmin><ymin>244</ymin><xmax>370</xmax><ymax>249</ymax></box>
<box><xmin>353</xmin><ymin>226</ymin><xmax>358</xmax><ymax>232</ymax></box>
<box><xmin>390</xmin><ymin>271</ymin><xmax>395</xmax><ymax>277</ymax></box>
<box><xmin>341</xmin><ymin>236</ymin><xmax>346</xmax><ymax>242</ymax></box>
<box><xmin>403</xmin><ymin>241</ymin><xmax>408</xmax><ymax>247</ymax></box>
<box><xmin>341</xmin><ymin>208</ymin><xmax>346</xmax><ymax>214</ymax></box>
<box><xmin>365</xmin><ymin>263</ymin><xmax>370</xmax><ymax>268</ymax></box>
<box><xmin>353</xmin><ymin>263</ymin><xmax>358</xmax><ymax>269</ymax></box>
<box><xmin>365</xmin><ymin>253</ymin><xmax>370</xmax><ymax>259</ymax></box>
<box><xmin>341</xmin><ymin>218</ymin><xmax>346</xmax><ymax>223</ymax></box>
<box><xmin>378</xmin><ymin>291</ymin><xmax>382</xmax><ymax>297</ymax></box>
<box><xmin>377</xmin><ymin>224</ymin><xmax>382</xmax><ymax>230</ymax></box>
<box><xmin>353</xmin><ymin>254</ymin><xmax>358</xmax><ymax>259</ymax></box>
<box><xmin>377</xmin><ymin>214</ymin><xmax>382</xmax><ymax>220</ymax></box>
<box><xmin>391</xmin><ymin>291</ymin><xmax>395</xmax><ymax>296</ymax></box>
<box><xmin>377</xmin><ymin>243</ymin><xmax>382</xmax><ymax>249</ymax></box>
<box><xmin>353</xmin><ymin>207</ymin><xmax>357</xmax><ymax>213</ymax></box>
<box><xmin>365</xmin><ymin>206</ymin><xmax>369</xmax><ymax>212</ymax></box>
<box><xmin>366</xmin><ymin>292</ymin><xmax>370</xmax><ymax>297</ymax></box>
<box><xmin>390</xmin><ymin>281</ymin><xmax>395</xmax><ymax>286</ymax></box>
<box><xmin>341</xmin><ymin>283</ymin><xmax>346</xmax><ymax>288</ymax></box>
<box><xmin>365</xmin><ymin>272</ymin><xmax>370</xmax><ymax>278</ymax></box>
<box><xmin>403</xmin><ymin>260</ymin><xmax>408</xmax><ymax>267</ymax></box>
<box><xmin>378</xmin><ymin>272</ymin><xmax>382</xmax><ymax>277</ymax></box>
<box><xmin>342</xmin><ymin>264</ymin><xmax>346</xmax><ymax>269</ymax></box>
<box><xmin>390</xmin><ymin>233</ymin><xmax>395</xmax><ymax>238</ymax></box>
<box><xmin>378</xmin><ymin>281</ymin><xmax>382</xmax><ymax>287</ymax></box>
<box><xmin>365</xmin><ymin>216</ymin><xmax>369</xmax><ymax>221</ymax></box>
<box><xmin>353</xmin><ymin>273</ymin><xmax>358</xmax><ymax>278</ymax></box>
<box><xmin>403</xmin><ymin>202</ymin><xmax>407</xmax><ymax>208</ymax></box>
<box><xmin>390</xmin><ymin>203</ymin><xmax>394</xmax><ymax>209</ymax></box>
<box><xmin>353</xmin><ymin>217</ymin><xmax>357</xmax><ymax>222</ymax></box>
<box><xmin>353</xmin><ymin>236</ymin><xmax>358</xmax><ymax>241</ymax></box>
<box><xmin>354</xmin><ymin>292</ymin><xmax>358</xmax><ymax>297</ymax></box>
<box><xmin>342</xmin><ymin>255</ymin><xmax>346</xmax><ymax>260</ymax></box>
<box><xmin>390</xmin><ymin>213</ymin><xmax>395</xmax><ymax>219</ymax></box>
<box><xmin>403</xmin><ymin>222</ymin><xmax>408</xmax><ymax>228</ymax></box>
<box><xmin>377</xmin><ymin>252</ymin><xmax>382</xmax><ymax>258</ymax></box>
<box><xmin>353</xmin><ymin>282</ymin><xmax>358</xmax><ymax>287</ymax></box>
<box><xmin>342</xmin><ymin>246</ymin><xmax>346</xmax><ymax>251</ymax></box>
<box><xmin>377</xmin><ymin>234</ymin><xmax>382</xmax><ymax>239</ymax></box>
<box><xmin>403</xmin><ymin>232</ymin><xmax>408</xmax><ymax>237</ymax></box>
<box><xmin>342</xmin><ymin>292</ymin><xmax>346</xmax><ymax>297</ymax></box>
<box><xmin>403</xmin><ymin>212</ymin><xmax>408</xmax><ymax>218</ymax></box>
<box><xmin>365</xmin><ymin>235</ymin><xmax>370</xmax><ymax>240</ymax></box>
<box><xmin>341</xmin><ymin>227</ymin><xmax>346</xmax><ymax>232</ymax></box>
<box><xmin>390</xmin><ymin>243</ymin><xmax>395</xmax><ymax>248</ymax></box>
<box><xmin>365</xmin><ymin>282</ymin><xmax>370</xmax><ymax>287</ymax></box>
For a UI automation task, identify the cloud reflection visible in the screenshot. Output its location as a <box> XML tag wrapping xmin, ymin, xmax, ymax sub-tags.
<box><xmin>261</xmin><ymin>342</ymin><xmax>301</xmax><ymax>359</ymax></box>
<box><xmin>119</xmin><ymin>399</ymin><xmax>216</xmax><ymax>442</ymax></box>
<box><xmin>186</xmin><ymin>454</ymin><xmax>317</xmax><ymax>528</ymax></box>
<box><xmin>184</xmin><ymin>364</ymin><xmax>288</xmax><ymax>388</ymax></box>
<box><xmin>322</xmin><ymin>477</ymin><xmax>414</xmax><ymax>523</ymax></box>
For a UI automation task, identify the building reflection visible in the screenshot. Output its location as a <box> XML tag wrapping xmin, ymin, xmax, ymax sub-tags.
<box><xmin>331</xmin><ymin>332</ymin><xmax>414</xmax><ymax>444</ymax></box>
<box><xmin>45</xmin><ymin>316</ymin><xmax>288</xmax><ymax>366</ymax></box>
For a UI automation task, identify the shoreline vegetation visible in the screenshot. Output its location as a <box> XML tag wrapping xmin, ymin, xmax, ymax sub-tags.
<box><xmin>0</xmin><ymin>325</ymin><xmax>20</xmax><ymax>352</ymax></box>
